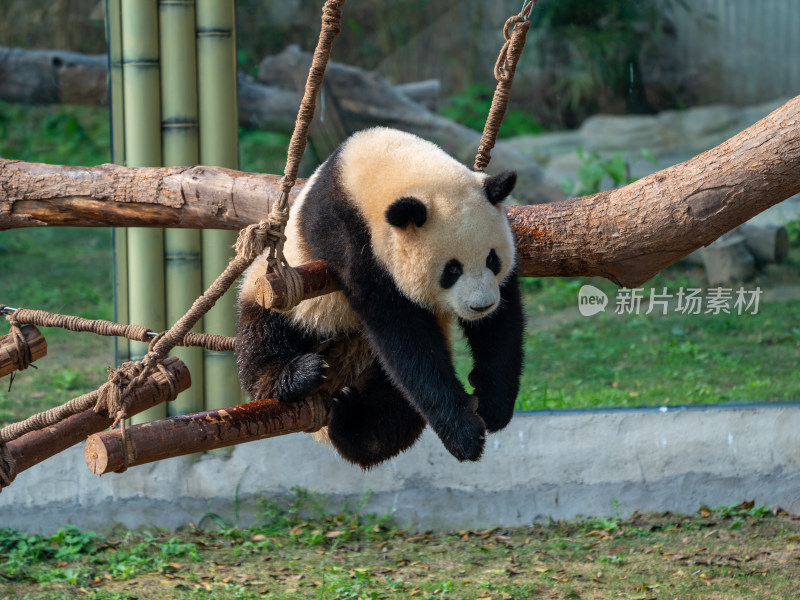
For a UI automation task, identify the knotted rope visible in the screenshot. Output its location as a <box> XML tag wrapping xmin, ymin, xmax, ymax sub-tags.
<box><xmin>474</xmin><ymin>0</ymin><xmax>536</xmax><ymax>172</ymax></box>
<box><xmin>4</xmin><ymin>308</ymin><xmax>152</xmax><ymax>342</ymax></box>
<box><xmin>3</xmin><ymin>311</ymin><xmax>33</xmax><ymax>373</ymax></box>
<box><xmin>2</xmin><ymin>305</ymin><xmax>235</xmax><ymax>351</ymax></box>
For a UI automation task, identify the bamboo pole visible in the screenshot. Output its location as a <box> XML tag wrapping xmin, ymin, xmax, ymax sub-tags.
<box><xmin>106</xmin><ymin>0</ymin><xmax>130</xmax><ymax>366</ymax></box>
<box><xmin>196</xmin><ymin>0</ymin><xmax>241</xmax><ymax>410</ymax></box>
<box><xmin>6</xmin><ymin>356</ymin><xmax>189</xmax><ymax>479</ymax></box>
<box><xmin>120</xmin><ymin>0</ymin><xmax>167</xmax><ymax>424</ymax></box>
<box><xmin>85</xmin><ymin>395</ymin><xmax>329</xmax><ymax>474</ymax></box>
<box><xmin>160</xmin><ymin>0</ymin><xmax>204</xmax><ymax>416</ymax></box>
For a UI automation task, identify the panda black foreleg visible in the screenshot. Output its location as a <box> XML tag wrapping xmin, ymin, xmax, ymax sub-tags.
<box><xmin>327</xmin><ymin>364</ymin><xmax>426</xmax><ymax>469</ymax></box>
<box><xmin>459</xmin><ymin>272</ymin><xmax>524</xmax><ymax>432</ymax></box>
<box><xmin>235</xmin><ymin>299</ymin><xmax>327</xmax><ymax>401</ymax></box>
<box><xmin>342</xmin><ymin>271</ymin><xmax>486</xmax><ymax>462</ymax></box>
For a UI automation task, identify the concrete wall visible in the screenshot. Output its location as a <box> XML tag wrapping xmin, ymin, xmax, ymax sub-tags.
<box><xmin>3</xmin><ymin>403</ymin><xmax>800</xmax><ymax>534</ymax></box>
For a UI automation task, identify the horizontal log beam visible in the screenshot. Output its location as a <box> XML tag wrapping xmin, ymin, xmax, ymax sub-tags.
<box><xmin>2</xmin><ymin>95</ymin><xmax>800</xmax><ymax>287</ymax></box>
<box><xmin>84</xmin><ymin>395</ymin><xmax>329</xmax><ymax>474</ymax></box>
<box><xmin>6</xmin><ymin>356</ymin><xmax>190</xmax><ymax>478</ymax></box>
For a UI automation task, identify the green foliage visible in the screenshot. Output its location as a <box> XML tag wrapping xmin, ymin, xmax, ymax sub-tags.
<box><xmin>0</xmin><ymin>526</ymin><xmax>100</xmax><ymax>582</ymax></box>
<box><xmin>534</xmin><ymin>0</ymin><xmax>693</xmax><ymax>126</ymax></box>
<box><xmin>560</xmin><ymin>147</ymin><xmax>656</xmax><ymax>197</ymax></box>
<box><xmin>238</xmin><ymin>128</ymin><xmax>292</xmax><ymax>174</ymax></box>
<box><xmin>0</xmin><ymin>101</ymin><xmax>109</xmax><ymax>165</ymax></box>
<box><xmin>712</xmin><ymin>502</ymin><xmax>773</xmax><ymax>520</ymax></box>
<box><xmin>440</xmin><ymin>83</ymin><xmax>545</xmax><ymax>138</ymax></box>
<box><xmin>787</xmin><ymin>217</ymin><xmax>800</xmax><ymax>246</ymax></box>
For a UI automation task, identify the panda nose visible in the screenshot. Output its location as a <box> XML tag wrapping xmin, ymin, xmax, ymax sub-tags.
<box><xmin>470</xmin><ymin>302</ymin><xmax>495</xmax><ymax>313</ymax></box>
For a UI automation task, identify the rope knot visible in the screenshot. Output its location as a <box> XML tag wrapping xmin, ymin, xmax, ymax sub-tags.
<box><xmin>495</xmin><ymin>15</ymin><xmax>531</xmax><ymax>82</ymax></box>
<box><xmin>4</xmin><ymin>311</ymin><xmax>33</xmax><ymax>373</ymax></box>
<box><xmin>0</xmin><ymin>443</ymin><xmax>17</xmax><ymax>491</ymax></box>
<box><xmin>95</xmin><ymin>362</ymin><xmax>145</xmax><ymax>427</ymax></box>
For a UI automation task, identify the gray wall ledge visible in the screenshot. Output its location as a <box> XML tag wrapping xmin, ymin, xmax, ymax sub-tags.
<box><xmin>2</xmin><ymin>403</ymin><xmax>800</xmax><ymax>534</ymax></box>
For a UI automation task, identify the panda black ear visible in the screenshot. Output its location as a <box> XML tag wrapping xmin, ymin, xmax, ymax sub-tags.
<box><xmin>484</xmin><ymin>170</ymin><xmax>517</xmax><ymax>205</ymax></box>
<box><xmin>386</xmin><ymin>197</ymin><xmax>427</xmax><ymax>228</ymax></box>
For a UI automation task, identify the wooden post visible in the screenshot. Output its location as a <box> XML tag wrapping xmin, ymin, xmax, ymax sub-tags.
<box><xmin>254</xmin><ymin>260</ymin><xmax>339</xmax><ymax>311</ymax></box>
<box><xmin>85</xmin><ymin>395</ymin><xmax>329</xmax><ymax>474</ymax></box>
<box><xmin>0</xmin><ymin>324</ymin><xmax>47</xmax><ymax>377</ymax></box>
<box><xmin>5</xmin><ymin>356</ymin><xmax>189</xmax><ymax>479</ymax></box>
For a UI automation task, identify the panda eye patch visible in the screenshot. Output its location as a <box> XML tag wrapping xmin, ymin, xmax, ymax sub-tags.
<box><xmin>440</xmin><ymin>259</ymin><xmax>463</xmax><ymax>289</ymax></box>
<box><xmin>486</xmin><ymin>248</ymin><xmax>501</xmax><ymax>275</ymax></box>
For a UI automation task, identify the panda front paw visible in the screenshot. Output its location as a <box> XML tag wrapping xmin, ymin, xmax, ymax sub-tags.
<box><xmin>275</xmin><ymin>353</ymin><xmax>328</xmax><ymax>401</ymax></box>
<box><xmin>435</xmin><ymin>403</ymin><xmax>486</xmax><ymax>462</ymax></box>
<box><xmin>468</xmin><ymin>371</ymin><xmax>515</xmax><ymax>433</ymax></box>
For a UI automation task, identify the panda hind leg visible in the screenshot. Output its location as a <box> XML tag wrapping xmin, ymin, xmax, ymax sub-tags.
<box><xmin>236</xmin><ymin>299</ymin><xmax>327</xmax><ymax>402</ymax></box>
<box><xmin>327</xmin><ymin>365</ymin><xmax>425</xmax><ymax>469</ymax></box>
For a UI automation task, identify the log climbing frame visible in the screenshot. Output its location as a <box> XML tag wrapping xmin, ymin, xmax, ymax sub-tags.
<box><xmin>0</xmin><ymin>1</ymin><xmax>542</xmax><ymax>490</ymax></box>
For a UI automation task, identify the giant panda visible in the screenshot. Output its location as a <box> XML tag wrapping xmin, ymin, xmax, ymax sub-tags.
<box><xmin>236</xmin><ymin>127</ymin><xmax>524</xmax><ymax>468</ymax></box>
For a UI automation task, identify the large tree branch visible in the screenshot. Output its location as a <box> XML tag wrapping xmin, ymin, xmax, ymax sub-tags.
<box><xmin>2</xmin><ymin>95</ymin><xmax>799</xmax><ymax>288</ymax></box>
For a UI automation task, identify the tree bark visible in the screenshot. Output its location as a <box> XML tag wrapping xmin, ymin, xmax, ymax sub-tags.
<box><xmin>84</xmin><ymin>395</ymin><xmax>329</xmax><ymax>474</ymax></box>
<box><xmin>2</xmin><ymin>95</ymin><xmax>800</xmax><ymax>288</ymax></box>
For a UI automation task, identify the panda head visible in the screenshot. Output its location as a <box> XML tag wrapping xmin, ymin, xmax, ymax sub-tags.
<box><xmin>338</xmin><ymin>128</ymin><xmax>518</xmax><ymax>322</ymax></box>
<box><xmin>382</xmin><ymin>171</ymin><xmax>517</xmax><ymax>321</ymax></box>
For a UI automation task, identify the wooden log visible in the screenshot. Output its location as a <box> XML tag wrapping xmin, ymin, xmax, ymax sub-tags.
<box><xmin>738</xmin><ymin>224</ymin><xmax>790</xmax><ymax>265</ymax></box>
<box><xmin>5</xmin><ymin>356</ymin><xmax>190</xmax><ymax>477</ymax></box>
<box><xmin>0</xmin><ymin>324</ymin><xmax>47</xmax><ymax>377</ymax></box>
<box><xmin>2</xmin><ymin>95</ymin><xmax>800</xmax><ymax>288</ymax></box>
<box><xmin>85</xmin><ymin>395</ymin><xmax>329</xmax><ymax>474</ymax></box>
<box><xmin>395</xmin><ymin>79</ymin><xmax>441</xmax><ymax>111</ymax></box>
<box><xmin>255</xmin><ymin>260</ymin><xmax>339</xmax><ymax>310</ymax></box>
<box><xmin>700</xmin><ymin>235</ymin><xmax>756</xmax><ymax>285</ymax></box>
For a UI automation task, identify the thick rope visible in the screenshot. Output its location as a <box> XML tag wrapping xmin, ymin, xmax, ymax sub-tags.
<box><xmin>0</xmin><ymin>442</ymin><xmax>17</xmax><ymax>488</ymax></box>
<box><xmin>279</xmin><ymin>0</ymin><xmax>346</xmax><ymax>202</ymax></box>
<box><xmin>1</xmin><ymin>387</ymin><xmax>101</xmax><ymax>445</ymax></box>
<box><xmin>4</xmin><ymin>313</ymin><xmax>32</xmax><ymax>372</ymax></box>
<box><xmin>474</xmin><ymin>0</ymin><xmax>535</xmax><ymax>172</ymax></box>
<box><xmin>1</xmin><ymin>306</ymin><xmax>234</xmax><ymax>352</ymax></box>
<box><xmin>7</xmin><ymin>308</ymin><xmax>152</xmax><ymax>342</ymax></box>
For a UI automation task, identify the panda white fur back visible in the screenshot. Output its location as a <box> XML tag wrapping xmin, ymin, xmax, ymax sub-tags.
<box><xmin>236</xmin><ymin>127</ymin><xmax>524</xmax><ymax>468</ymax></box>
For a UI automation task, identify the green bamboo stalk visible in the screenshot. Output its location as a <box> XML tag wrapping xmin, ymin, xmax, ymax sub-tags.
<box><xmin>106</xmin><ymin>0</ymin><xmax>129</xmax><ymax>366</ymax></box>
<box><xmin>121</xmin><ymin>0</ymin><xmax>166</xmax><ymax>424</ymax></box>
<box><xmin>160</xmin><ymin>0</ymin><xmax>204</xmax><ymax>416</ymax></box>
<box><xmin>196</xmin><ymin>0</ymin><xmax>241</xmax><ymax>409</ymax></box>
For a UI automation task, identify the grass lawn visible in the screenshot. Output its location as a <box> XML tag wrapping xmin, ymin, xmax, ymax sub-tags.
<box><xmin>2</xmin><ymin>491</ymin><xmax>800</xmax><ymax>600</ymax></box>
